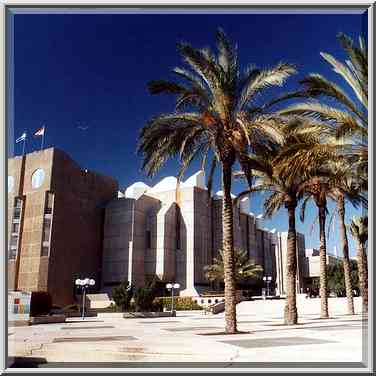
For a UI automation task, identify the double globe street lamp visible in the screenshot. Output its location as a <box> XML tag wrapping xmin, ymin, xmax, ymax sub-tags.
<box><xmin>166</xmin><ymin>283</ymin><xmax>180</xmax><ymax>316</ymax></box>
<box><xmin>75</xmin><ymin>278</ymin><xmax>95</xmax><ymax>320</ymax></box>
<box><xmin>263</xmin><ymin>276</ymin><xmax>272</xmax><ymax>298</ymax></box>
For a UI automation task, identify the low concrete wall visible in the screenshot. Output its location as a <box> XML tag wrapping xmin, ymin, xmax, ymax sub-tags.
<box><xmin>8</xmin><ymin>320</ymin><xmax>30</xmax><ymax>327</ymax></box>
<box><xmin>29</xmin><ymin>314</ymin><xmax>66</xmax><ymax>325</ymax></box>
<box><xmin>65</xmin><ymin>311</ymin><xmax>97</xmax><ymax>318</ymax></box>
<box><xmin>97</xmin><ymin>312</ymin><xmax>174</xmax><ymax>319</ymax></box>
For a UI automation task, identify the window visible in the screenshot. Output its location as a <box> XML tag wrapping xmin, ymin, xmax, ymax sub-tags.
<box><xmin>41</xmin><ymin>246</ymin><xmax>49</xmax><ymax>257</ymax></box>
<box><xmin>10</xmin><ymin>235</ymin><xmax>18</xmax><ymax>247</ymax></box>
<box><xmin>8</xmin><ymin>176</ymin><xmax>14</xmax><ymax>193</ymax></box>
<box><xmin>208</xmin><ymin>299</ymin><xmax>212</xmax><ymax>304</ymax></box>
<box><xmin>42</xmin><ymin>217</ymin><xmax>51</xmax><ymax>243</ymax></box>
<box><xmin>45</xmin><ymin>192</ymin><xmax>54</xmax><ymax>214</ymax></box>
<box><xmin>31</xmin><ymin>169</ymin><xmax>45</xmax><ymax>189</ymax></box>
<box><xmin>215</xmin><ymin>299</ymin><xmax>218</xmax><ymax>303</ymax></box>
<box><xmin>13</xmin><ymin>198</ymin><xmax>22</xmax><ymax>219</ymax></box>
<box><xmin>8</xmin><ymin>248</ymin><xmax>17</xmax><ymax>260</ymax></box>
<box><xmin>11</xmin><ymin>222</ymin><xmax>19</xmax><ymax>234</ymax></box>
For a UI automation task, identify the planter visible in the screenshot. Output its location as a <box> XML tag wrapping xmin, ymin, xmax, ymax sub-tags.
<box><xmin>97</xmin><ymin>311</ymin><xmax>175</xmax><ymax>319</ymax></box>
<box><xmin>29</xmin><ymin>314</ymin><xmax>66</xmax><ymax>325</ymax></box>
<box><xmin>65</xmin><ymin>311</ymin><xmax>97</xmax><ymax>318</ymax></box>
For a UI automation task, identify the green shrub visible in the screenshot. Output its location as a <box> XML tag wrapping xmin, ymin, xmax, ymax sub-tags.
<box><xmin>30</xmin><ymin>291</ymin><xmax>52</xmax><ymax>317</ymax></box>
<box><xmin>112</xmin><ymin>280</ymin><xmax>134</xmax><ymax>312</ymax></box>
<box><xmin>154</xmin><ymin>296</ymin><xmax>203</xmax><ymax>311</ymax></box>
<box><xmin>93</xmin><ymin>303</ymin><xmax>124</xmax><ymax>313</ymax></box>
<box><xmin>133</xmin><ymin>287</ymin><xmax>157</xmax><ymax>312</ymax></box>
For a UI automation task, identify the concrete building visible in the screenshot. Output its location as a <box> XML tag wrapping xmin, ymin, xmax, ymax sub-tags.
<box><xmin>8</xmin><ymin>149</ymin><xmax>339</xmax><ymax>305</ymax></box>
<box><xmin>7</xmin><ymin>148</ymin><xmax>118</xmax><ymax>305</ymax></box>
<box><xmin>304</xmin><ymin>248</ymin><xmax>341</xmax><ymax>290</ymax></box>
<box><xmin>101</xmin><ymin>171</ymin><xmax>307</xmax><ymax>297</ymax></box>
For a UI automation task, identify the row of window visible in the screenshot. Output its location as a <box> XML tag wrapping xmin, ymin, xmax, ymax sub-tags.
<box><xmin>8</xmin><ymin>192</ymin><xmax>54</xmax><ymax>260</ymax></box>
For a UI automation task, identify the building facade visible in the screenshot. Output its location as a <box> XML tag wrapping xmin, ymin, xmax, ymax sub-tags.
<box><xmin>101</xmin><ymin>171</ymin><xmax>307</xmax><ymax>297</ymax></box>
<box><xmin>7</xmin><ymin>148</ymin><xmax>118</xmax><ymax>305</ymax></box>
<box><xmin>8</xmin><ymin>149</ymin><xmax>337</xmax><ymax>305</ymax></box>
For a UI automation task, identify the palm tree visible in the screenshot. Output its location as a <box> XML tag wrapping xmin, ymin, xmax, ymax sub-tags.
<box><xmin>327</xmin><ymin>161</ymin><xmax>367</xmax><ymax>315</ymax></box>
<box><xmin>279</xmin><ymin>33</ymin><xmax>367</xmax><ymax>176</ymax></box>
<box><xmin>235</xmin><ymin>116</ymin><xmax>331</xmax><ymax>325</ymax></box>
<box><xmin>138</xmin><ymin>29</ymin><xmax>296</xmax><ymax>333</ymax></box>
<box><xmin>299</xmin><ymin>174</ymin><xmax>331</xmax><ymax>319</ymax></box>
<box><xmin>349</xmin><ymin>216</ymin><xmax>368</xmax><ymax>314</ymax></box>
<box><xmin>204</xmin><ymin>248</ymin><xmax>263</xmax><ymax>286</ymax></box>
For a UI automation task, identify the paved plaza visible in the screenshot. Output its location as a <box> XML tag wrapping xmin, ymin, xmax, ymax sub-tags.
<box><xmin>8</xmin><ymin>297</ymin><xmax>367</xmax><ymax>368</ymax></box>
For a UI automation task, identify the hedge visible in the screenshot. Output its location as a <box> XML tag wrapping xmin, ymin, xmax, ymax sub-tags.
<box><xmin>154</xmin><ymin>296</ymin><xmax>203</xmax><ymax>311</ymax></box>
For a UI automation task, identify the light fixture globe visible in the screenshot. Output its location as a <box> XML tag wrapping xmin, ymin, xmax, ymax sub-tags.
<box><xmin>166</xmin><ymin>283</ymin><xmax>173</xmax><ymax>289</ymax></box>
<box><xmin>89</xmin><ymin>279</ymin><xmax>95</xmax><ymax>286</ymax></box>
<box><xmin>75</xmin><ymin>279</ymin><xmax>81</xmax><ymax>286</ymax></box>
<box><xmin>173</xmin><ymin>283</ymin><xmax>180</xmax><ymax>289</ymax></box>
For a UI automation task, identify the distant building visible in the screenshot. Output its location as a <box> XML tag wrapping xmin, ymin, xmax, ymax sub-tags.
<box><xmin>101</xmin><ymin>171</ymin><xmax>307</xmax><ymax>297</ymax></box>
<box><xmin>7</xmin><ymin>148</ymin><xmax>118</xmax><ymax>305</ymax></box>
<box><xmin>304</xmin><ymin>248</ymin><xmax>341</xmax><ymax>289</ymax></box>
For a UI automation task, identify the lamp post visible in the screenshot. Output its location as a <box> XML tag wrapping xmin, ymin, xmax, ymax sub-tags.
<box><xmin>263</xmin><ymin>276</ymin><xmax>272</xmax><ymax>297</ymax></box>
<box><xmin>166</xmin><ymin>283</ymin><xmax>180</xmax><ymax>316</ymax></box>
<box><xmin>75</xmin><ymin>278</ymin><xmax>95</xmax><ymax>320</ymax></box>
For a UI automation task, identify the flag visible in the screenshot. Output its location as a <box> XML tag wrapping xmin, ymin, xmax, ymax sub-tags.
<box><xmin>16</xmin><ymin>132</ymin><xmax>26</xmax><ymax>143</ymax></box>
<box><xmin>34</xmin><ymin>126</ymin><xmax>45</xmax><ymax>137</ymax></box>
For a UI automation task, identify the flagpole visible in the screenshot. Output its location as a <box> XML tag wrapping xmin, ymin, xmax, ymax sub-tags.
<box><xmin>41</xmin><ymin>131</ymin><xmax>44</xmax><ymax>150</ymax></box>
<box><xmin>22</xmin><ymin>137</ymin><xmax>26</xmax><ymax>156</ymax></box>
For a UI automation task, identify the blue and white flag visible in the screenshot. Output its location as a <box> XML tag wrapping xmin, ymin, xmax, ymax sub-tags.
<box><xmin>16</xmin><ymin>132</ymin><xmax>27</xmax><ymax>143</ymax></box>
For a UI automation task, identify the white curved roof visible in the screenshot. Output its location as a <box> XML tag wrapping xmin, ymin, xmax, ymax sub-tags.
<box><xmin>239</xmin><ymin>196</ymin><xmax>250</xmax><ymax>214</ymax></box>
<box><xmin>181</xmin><ymin>170</ymin><xmax>206</xmax><ymax>189</ymax></box>
<box><xmin>148</xmin><ymin>176</ymin><xmax>178</xmax><ymax>193</ymax></box>
<box><xmin>213</xmin><ymin>190</ymin><xmax>236</xmax><ymax>200</ymax></box>
<box><xmin>125</xmin><ymin>181</ymin><xmax>150</xmax><ymax>200</ymax></box>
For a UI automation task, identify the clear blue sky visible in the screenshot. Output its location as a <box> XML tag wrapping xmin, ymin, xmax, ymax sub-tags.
<box><xmin>10</xmin><ymin>11</ymin><xmax>368</xmax><ymax>257</ymax></box>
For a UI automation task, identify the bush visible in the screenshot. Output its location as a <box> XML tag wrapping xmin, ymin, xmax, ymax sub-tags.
<box><xmin>112</xmin><ymin>280</ymin><xmax>134</xmax><ymax>312</ymax></box>
<box><xmin>93</xmin><ymin>303</ymin><xmax>124</xmax><ymax>313</ymax></box>
<box><xmin>133</xmin><ymin>287</ymin><xmax>157</xmax><ymax>312</ymax></box>
<box><xmin>154</xmin><ymin>296</ymin><xmax>203</xmax><ymax>311</ymax></box>
<box><xmin>30</xmin><ymin>291</ymin><xmax>52</xmax><ymax>317</ymax></box>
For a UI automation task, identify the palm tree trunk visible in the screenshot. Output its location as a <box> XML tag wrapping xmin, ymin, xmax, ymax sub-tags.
<box><xmin>357</xmin><ymin>242</ymin><xmax>368</xmax><ymax>314</ymax></box>
<box><xmin>221</xmin><ymin>160</ymin><xmax>237</xmax><ymax>334</ymax></box>
<box><xmin>284</xmin><ymin>202</ymin><xmax>298</xmax><ymax>325</ymax></box>
<box><xmin>337</xmin><ymin>196</ymin><xmax>355</xmax><ymax>315</ymax></box>
<box><xmin>318</xmin><ymin>205</ymin><xmax>329</xmax><ymax>319</ymax></box>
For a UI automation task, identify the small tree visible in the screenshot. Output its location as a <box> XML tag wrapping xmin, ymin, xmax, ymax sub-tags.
<box><xmin>133</xmin><ymin>287</ymin><xmax>157</xmax><ymax>312</ymax></box>
<box><xmin>204</xmin><ymin>248</ymin><xmax>263</xmax><ymax>287</ymax></box>
<box><xmin>112</xmin><ymin>280</ymin><xmax>134</xmax><ymax>312</ymax></box>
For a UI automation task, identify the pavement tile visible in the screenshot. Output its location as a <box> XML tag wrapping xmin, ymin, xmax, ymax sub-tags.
<box><xmin>219</xmin><ymin>336</ymin><xmax>338</xmax><ymax>349</ymax></box>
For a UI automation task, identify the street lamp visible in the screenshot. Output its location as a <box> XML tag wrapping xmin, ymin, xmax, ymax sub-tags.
<box><xmin>262</xmin><ymin>276</ymin><xmax>272</xmax><ymax>297</ymax></box>
<box><xmin>166</xmin><ymin>283</ymin><xmax>180</xmax><ymax>316</ymax></box>
<box><xmin>75</xmin><ymin>278</ymin><xmax>95</xmax><ymax>320</ymax></box>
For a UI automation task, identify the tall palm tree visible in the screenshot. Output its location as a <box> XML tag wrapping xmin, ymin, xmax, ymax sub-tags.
<box><xmin>138</xmin><ymin>29</ymin><xmax>296</xmax><ymax>333</ymax></box>
<box><xmin>235</xmin><ymin>116</ymin><xmax>332</xmax><ymax>325</ymax></box>
<box><xmin>299</xmin><ymin>175</ymin><xmax>331</xmax><ymax>319</ymax></box>
<box><xmin>349</xmin><ymin>216</ymin><xmax>368</xmax><ymax>314</ymax></box>
<box><xmin>327</xmin><ymin>161</ymin><xmax>367</xmax><ymax>315</ymax></box>
<box><xmin>279</xmin><ymin>33</ymin><xmax>368</xmax><ymax>175</ymax></box>
<box><xmin>204</xmin><ymin>248</ymin><xmax>263</xmax><ymax>285</ymax></box>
